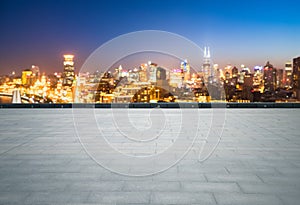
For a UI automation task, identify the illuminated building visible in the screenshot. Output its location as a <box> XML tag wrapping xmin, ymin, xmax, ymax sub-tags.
<box><xmin>263</xmin><ymin>61</ymin><xmax>277</xmax><ymax>93</ymax></box>
<box><xmin>285</xmin><ymin>61</ymin><xmax>293</xmax><ymax>87</ymax></box>
<box><xmin>169</xmin><ymin>69</ymin><xmax>184</xmax><ymax>88</ymax></box>
<box><xmin>254</xmin><ymin>66</ymin><xmax>263</xmax><ymax>72</ymax></box>
<box><xmin>139</xmin><ymin>64</ymin><xmax>148</xmax><ymax>82</ymax></box>
<box><xmin>232</xmin><ymin>66</ymin><xmax>238</xmax><ymax>78</ymax></box>
<box><xmin>156</xmin><ymin>67</ymin><xmax>169</xmax><ymax>91</ymax></box>
<box><xmin>148</xmin><ymin>62</ymin><xmax>158</xmax><ymax>83</ymax></box>
<box><xmin>241</xmin><ymin>65</ymin><xmax>251</xmax><ymax>75</ymax></box>
<box><xmin>293</xmin><ymin>56</ymin><xmax>300</xmax><ymax>100</ymax></box>
<box><xmin>117</xmin><ymin>65</ymin><xmax>130</xmax><ymax>79</ymax></box>
<box><xmin>213</xmin><ymin>64</ymin><xmax>221</xmax><ymax>82</ymax></box>
<box><xmin>117</xmin><ymin>65</ymin><xmax>123</xmax><ymax>79</ymax></box>
<box><xmin>202</xmin><ymin>47</ymin><xmax>212</xmax><ymax>83</ymax></box>
<box><xmin>62</xmin><ymin>54</ymin><xmax>75</xmax><ymax>87</ymax></box>
<box><xmin>128</xmin><ymin>68</ymin><xmax>139</xmax><ymax>82</ymax></box>
<box><xmin>237</xmin><ymin>72</ymin><xmax>244</xmax><ymax>84</ymax></box>
<box><xmin>21</xmin><ymin>69</ymin><xmax>33</xmax><ymax>86</ymax></box>
<box><xmin>95</xmin><ymin>72</ymin><xmax>114</xmax><ymax>102</ymax></box>
<box><xmin>224</xmin><ymin>65</ymin><xmax>232</xmax><ymax>78</ymax></box>
<box><xmin>31</xmin><ymin>65</ymin><xmax>40</xmax><ymax>77</ymax></box>
<box><xmin>132</xmin><ymin>85</ymin><xmax>174</xmax><ymax>103</ymax></box>
<box><xmin>253</xmin><ymin>66</ymin><xmax>264</xmax><ymax>92</ymax></box>
<box><xmin>181</xmin><ymin>59</ymin><xmax>191</xmax><ymax>81</ymax></box>
<box><xmin>225</xmin><ymin>71</ymin><xmax>230</xmax><ymax>81</ymax></box>
<box><xmin>230</xmin><ymin>66</ymin><xmax>238</xmax><ymax>85</ymax></box>
<box><xmin>276</xmin><ymin>69</ymin><xmax>284</xmax><ymax>88</ymax></box>
<box><xmin>243</xmin><ymin>72</ymin><xmax>253</xmax><ymax>101</ymax></box>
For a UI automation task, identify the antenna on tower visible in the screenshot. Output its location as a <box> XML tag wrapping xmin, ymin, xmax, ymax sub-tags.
<box><xmin>204</xmin><ymin>47</ymin><xmax>207</xmax><ymax>58</ymax></box>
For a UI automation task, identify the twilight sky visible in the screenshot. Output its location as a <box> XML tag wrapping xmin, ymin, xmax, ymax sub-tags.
<box><xmin>0</xmin><ymin>0</ymin><xmax>299</xmax><ymax>75</ymax></box>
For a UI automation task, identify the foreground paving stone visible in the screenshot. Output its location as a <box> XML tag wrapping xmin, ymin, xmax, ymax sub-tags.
<box><xmin>214</xmin><ymin>193</ymin><xmax>283</xmax><ymax>205</ymax></box>
<box><xmin>0</xmin><ymin>108</ymin><xmax>299</xmax><ymax>205</ymax></box>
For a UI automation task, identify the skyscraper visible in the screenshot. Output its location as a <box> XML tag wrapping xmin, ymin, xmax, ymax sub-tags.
<box><xmin>202</xmin><ymin>46</ymin><xmax>212</xmax><ymax>83</ymax></box>
<box><xmin>263</xmin><ymin>61</ymin><xmax>277</xmax><ymax>93</ymax></box>
<box><xmin>21</xmin><ymin>69</ymin><xmax>33</xmax><ymax>86</ymax></box>
<box><xmin>293</xmin><ymin>56</ymin><xmax>300</xmax><ymax>100</ymax></box>
<box><xmin>181</xmin><ymin>59</ymin><xmax>191</xmax><ymax>81</ymax></box>
<box><xmin>285</xmin><ymin>61</ymin><xmax>293</xmax><ymax>87</ymax></box>
<box><xmin>62</xmin><ymin>54</ymin><xmax>75</xmax><ymax>87</ymax></box>
<box><xmin>232</xmin><ymin>66</ymin><xmax>238</xmax><ymax>78</ymax></box>
<box><xmin>31</xmin><ymin>65</ymin><xmax>40</xmax><ymax>83</ymax></box>
<box><xmin>253</xmin><ymin>66</ymin><xmax>264</xmax><ymax>92</ymax></box>
<box><xmin>148</xmin><ymin>62</ymin><xmax>158</xmax><ymax>83</ymax></box>
<box><xmin>276</xmin><ymin>69</ymin><xmax>284</xmax><ymax>88</ymax></box>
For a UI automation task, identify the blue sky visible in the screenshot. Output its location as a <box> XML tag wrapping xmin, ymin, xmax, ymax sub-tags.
<box><xmin>0</xmin><ymin>0</ymin><xmax>299</xmax><ymax>74</ymax></box>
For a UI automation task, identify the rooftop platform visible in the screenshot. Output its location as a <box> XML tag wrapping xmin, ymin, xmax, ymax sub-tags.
<box><xmin>0</xmin><ymin>109</ymin><xmax>300</xmax><ymax>204</ymax></box>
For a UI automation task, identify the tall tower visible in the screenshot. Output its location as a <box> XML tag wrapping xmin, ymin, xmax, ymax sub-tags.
<box><xmin>180</xmin><ymin>59</ymin><xmax>191</xmax><ymax>81</ymax></box>
<box><xmin>293</xmin><ymin>56</ymin><xmax>300</xmax><ymax>100</ymax></box>
<box><xmin>31</xmin><ymin>65</ymin><xmax>40</xmax><ymax>77</ymax></box>
<box><xmin>202</xmin><ymin>46</ymin><xmax>212</xmax><ymax>83</ymax></box>
<box><xmin>263</xmin><ymin>61</ymin><xmax>277</xmax><ymax>93</ymax></box>
<box><xmin>22</xmin><ymin>69</ymin><xmax>33</xmax><ymax>86</ymax></box>
<box><xmin>62</xmin><ymin>54</ymin><xmax>75</xmax><ymax>87</ymax></box>
<box><xmin>285</xmin><ymin>61</ymin><xmax>293</xmax><ymax>87</ymax></box>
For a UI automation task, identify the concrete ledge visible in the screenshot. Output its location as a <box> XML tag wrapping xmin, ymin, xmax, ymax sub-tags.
<box><xmin>0</xmin><ymin>103</ymin><xmax>71</xmax><ymax>108</ymax></box>
<box><xmin>1</xmin><ymin>103</ymin><xmax>300</xmax><ymax>108</ymax></box>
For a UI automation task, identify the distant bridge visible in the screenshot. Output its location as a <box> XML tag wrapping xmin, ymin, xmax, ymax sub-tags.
<box><xmin>0</xmin><ymin>93</ymin><xmax>30</xmax><ymax>102</ymax></box>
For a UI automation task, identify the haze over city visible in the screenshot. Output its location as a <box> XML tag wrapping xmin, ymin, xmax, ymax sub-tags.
<box><xmin>1</xmin><ymin>0</ymin><xmax>300</xmax><ymax>75</ymax></box>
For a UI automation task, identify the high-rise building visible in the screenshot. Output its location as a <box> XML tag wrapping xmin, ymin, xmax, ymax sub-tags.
<box><xmin>241</xmin><ymin>65</ymin><xmax>251</xmax><ymax>75</ymax></box>
<box><xmin>62</xmin><ymin>54</ymin><xmax>75</xmax><ymax>86</ymax></box>
<box><xmin>169</xmin><ymin>69</ymin><xmax>184</xmax><ymax>88</ymax></box>
<box><xmin>253</xmin><ymin>66</ymin><xmax>264</xmax><ymax>92</ymax></box>
<box><xmin>202</xmin><ymin>46</ymin><xmax>212</xmax><ymax>83</ymax></box>
<box><xmin>213</xmin><ymin>64</ymin><xmax>221</xmax><ymax>82</ymax></box>
<box><xmin>181</xmin><ymin>59</ymin><xmax>191</xmax><ymax>81</ymax></box>
<box><xmin>263</xmin><ymin>61</ymin><xmax>277</xmax><ymax>93</ymax></box>
<box><xmin>156</xmin><ymin>67</ymin><xmax>168</xmax><ymax>90</ymax></box>
<box><xmin>276</xmin><ymin>69</ymin><xmax>284</xmax><ymax>88</ymax></box>
<box><xmin>31</xmin><ymin>65</ymin><xmax>40</xmax><ymax>83</ymax></box>
<box><xmin>148</xmin><ymin>62</ymin><xmax>158</xmax><ymax>83</ymax></box>
<box><xmin>31</xmin><ymin>65</ymin><xmax>40</xmax><ymax>77</ymax></box>
<box><xmin>21</xmin><ymin>69</ymin><xmax>33</xmax><ymax>86</ymax></box>
<box><xmin>232</xmin><ymin>66</ymin><xmax>238</xmax><ymax>78</ymax></box>
<box><xmin>285</xmin><ymin>61</ymin><xmax>293</xmax><ymax>87</ymax></box>
<box><xmin>138</xmin><ymin>64</ymin><xmax>148</xmax><ymax>82</ymax></box>
<box><xmin>293</xmin><ymin>56</ymin><xmax>300</xmax><ymax>100</ymax></box>
<box><xmin>230</xmin><ymin>66</ymin><xmax>238</xmax><ymax>86</ymax></box>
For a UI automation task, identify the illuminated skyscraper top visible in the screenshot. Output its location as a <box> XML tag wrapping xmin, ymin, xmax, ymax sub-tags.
<box><xmin>204</xmin><ymin>46</ymin><xmax>210</xmax><ymax>58</ymax></box>
<box><xmin>62</xmin><ymin>54</ymin><xmax>75</xmax><ymax>87</ymax></box>
<box><xmin>202</xmin><ymin>46</ymin><xmax>212</xmax><ymax>83</ymax></box>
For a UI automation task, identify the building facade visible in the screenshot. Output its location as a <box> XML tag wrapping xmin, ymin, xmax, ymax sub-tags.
<box><xmin>285</xmin><ymin>61</ymin><xmax>293</xmax><ymax>87</ymax></box>
<box><xmin>293</xmin><ymin>57</ymin><xmax>300</xmax><ymax>100</ymax></box>
<box><xmin>62</xmin><ymin>55</ymin><xmax>75</xmax><ymax>87</ymax></box>
<box><xmin>263</xmin><ymin>61</ymin><xmax>277</xmax><ymax>93</ymax></box>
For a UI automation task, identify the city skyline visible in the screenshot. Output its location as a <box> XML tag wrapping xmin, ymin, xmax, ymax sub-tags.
<box><xmin>1</xmin><ymin>51</ymin><xmax>299</xmax><ymax>104</ymax></box>
<box><xmin>1</xmin><ymin>0</ymin><xmax>300</xmax><ymax>75</ymax></box>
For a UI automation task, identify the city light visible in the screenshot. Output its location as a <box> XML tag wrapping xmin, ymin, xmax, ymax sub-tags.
<box><xmin>0</xmin><ymin>52</ymin><xmax>300</xmax><ymax>103</ymax></box>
